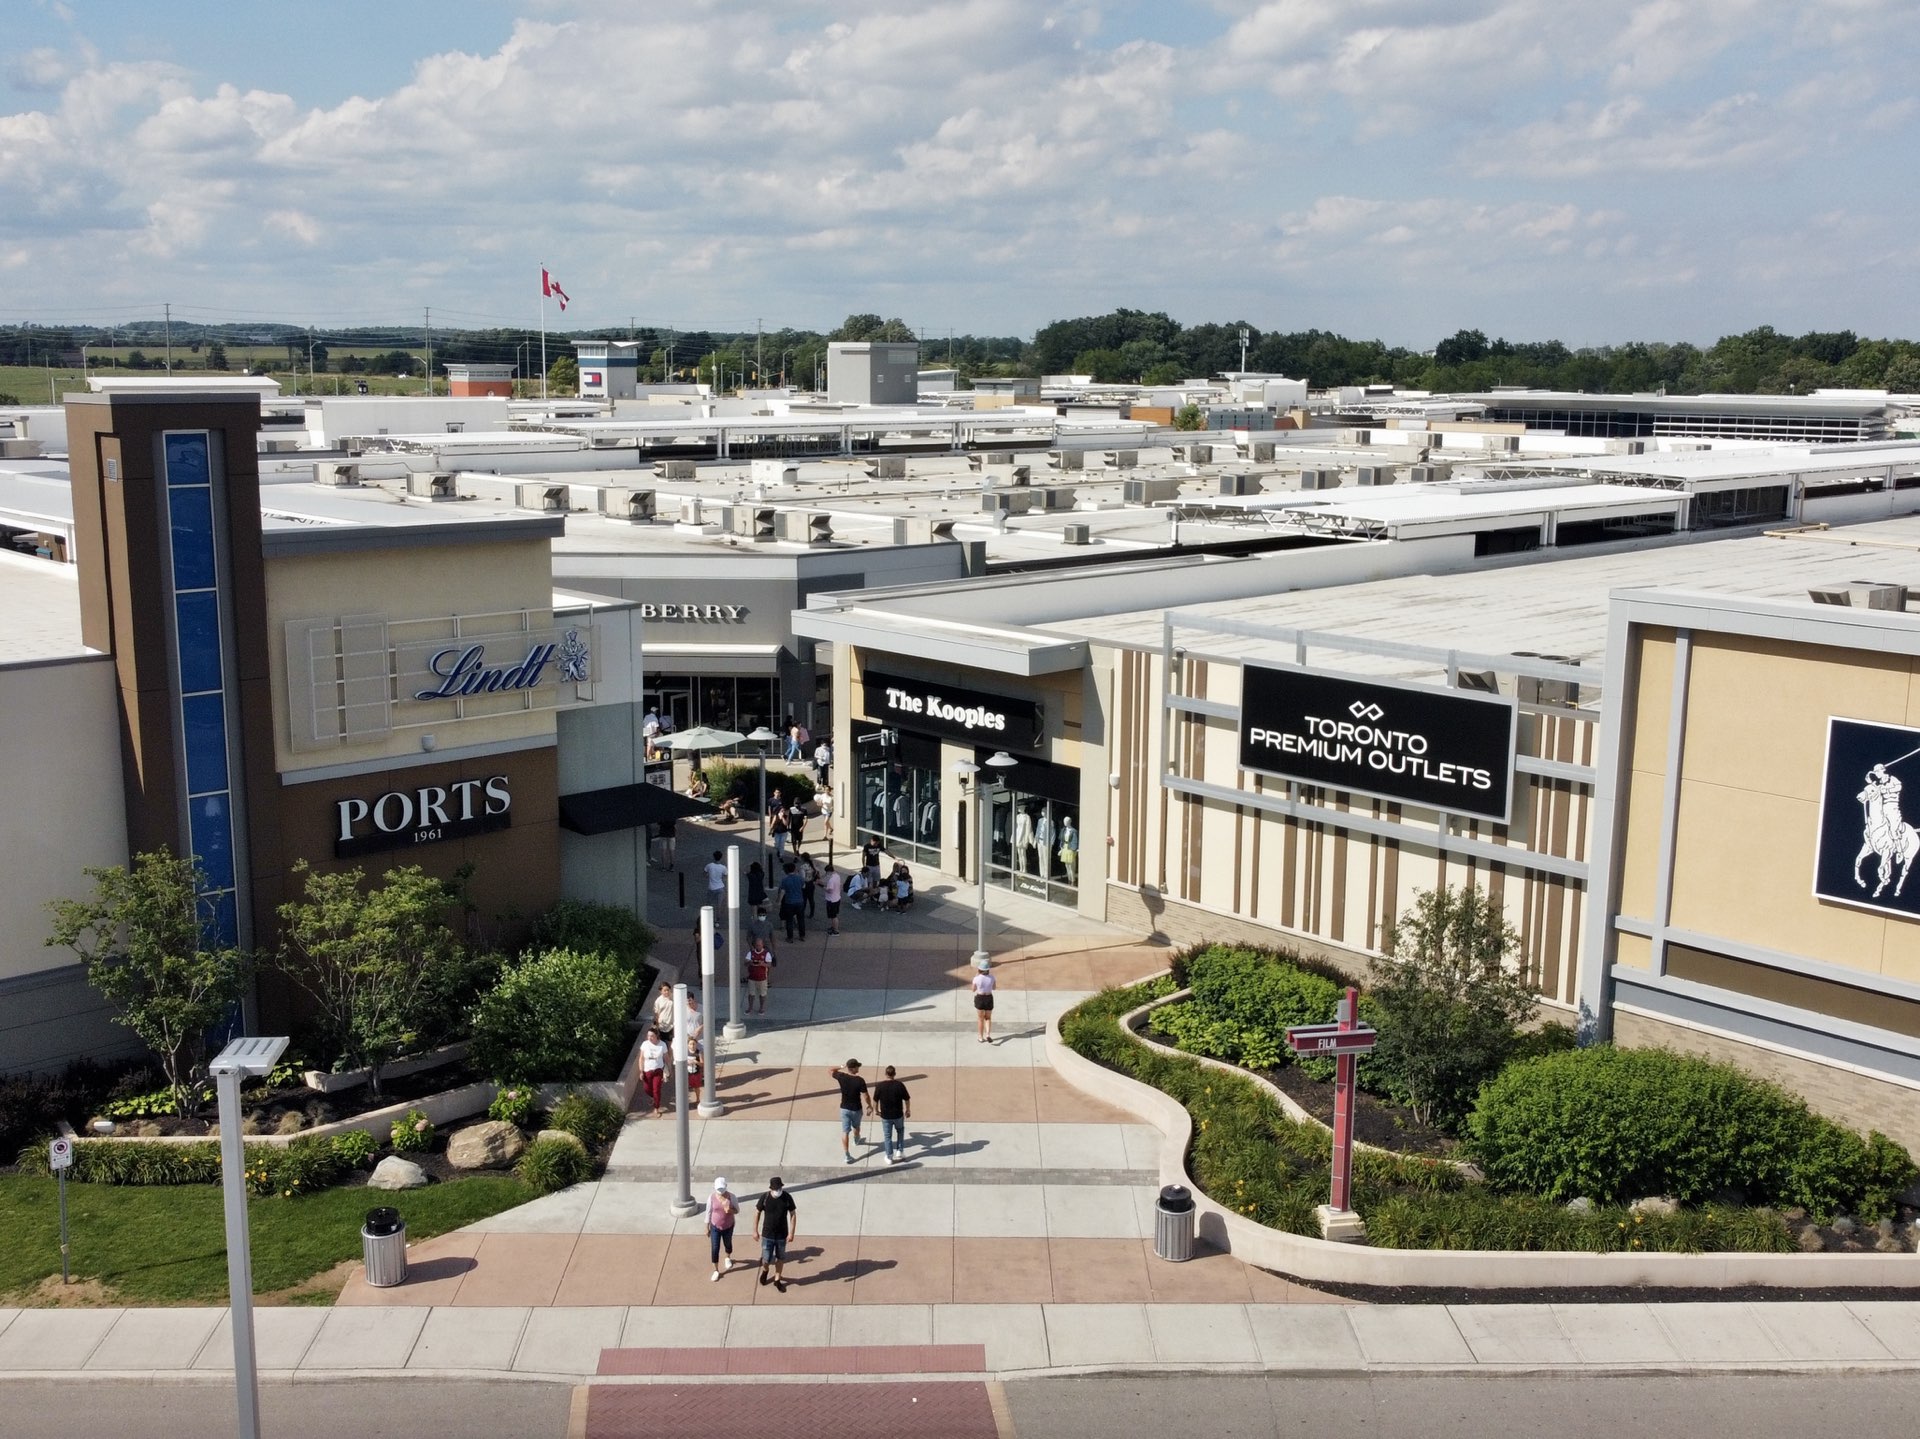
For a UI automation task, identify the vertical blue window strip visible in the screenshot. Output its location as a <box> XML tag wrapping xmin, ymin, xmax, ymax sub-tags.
<box><xmin>164</xmin><ymin>432</ymin><xmax>237</xmax><ymax>950</ymax></box>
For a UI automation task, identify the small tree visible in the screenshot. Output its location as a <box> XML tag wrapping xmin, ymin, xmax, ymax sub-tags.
<box><xmin>46</xmin><ymin>850</ymin><xmax>248</xmax><ymax>1117</ymax></box>
<box><xmin>205</xmin><ymin>342</ymin><xmax>229</xmax><ymax>371</ymax></box>
<box><xmin>1172</xmin><ymin>403</ymin><xmax>1204</xmax><ymax>431</ymax></box>
<box><xmin>275</xmin><ymin>862</ymin><xmax>485</xmax><ymax>1094</ymax></box>
<box><xmin>1367</xmin><ymin>884</ymin><xmax>1537</xmax><ymax>1129</ymax></box>
<box><xmin>548</xmin><ymin>355</ymin><xmax>579</xmax><ymax>394</ymax></box>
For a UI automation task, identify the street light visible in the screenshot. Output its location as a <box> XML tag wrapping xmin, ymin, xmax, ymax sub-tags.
<box><xmin>210</xmin><ymin>1035</ymin><xmax>290</xmax><ymax>1439</ymax></box>
<box><xmin>747</xmin><ymin>725</ymin><xmax>779</xmax><ymax>872</ymax></box>
<box><xmin>723</xmin><ymin>845</ymin><xmax>746</xmax><ymax>1041</ymax></box>
<box><xmin>669</xmin><ymin>983</ymin><xmax>700</xmax><ymax>1218</ymax></box>
<box><xmin>698</xmin><ymin>905</ymin><xmax>724</xmax><ymax>1118</ymax></box>
<box><xmin>956</xmin><ymin>752</ymin><xmax>1018</xmax><ymax>970</ymax></box>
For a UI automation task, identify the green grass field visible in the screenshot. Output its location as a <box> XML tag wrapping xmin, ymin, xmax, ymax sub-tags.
<box><xmin>0</xmin><ymin>1171</ymin><xmax>531</xmax><ymax>1305</ymax></box>
<box><xmin>0</xmin><ymin>363</ymin><xmax>473</xmax><ymax>403</ymax></box>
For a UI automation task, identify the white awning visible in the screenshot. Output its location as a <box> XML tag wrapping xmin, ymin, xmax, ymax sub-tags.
<box><xmin>641</xmin><ymin>642</ymin><xmax>786</xmax><ymax>676</ymax></box>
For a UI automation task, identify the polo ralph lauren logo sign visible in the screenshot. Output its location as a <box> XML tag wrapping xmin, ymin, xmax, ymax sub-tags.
<box><xmin>1814</xmin><ymin>716</ymin><xmax>1920</xmax><ymax>920</ymax></box>
<box><xmin>1238</xmin><ymin>663</ymin><xmax>1518</xmax><ymax>823</ymax></box>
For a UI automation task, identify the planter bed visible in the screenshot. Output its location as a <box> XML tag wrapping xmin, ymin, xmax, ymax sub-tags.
<box><xmin>1052</xmin><ymin>976</ymin><xmax>1920</xmax><ymax>1289</ymax></box>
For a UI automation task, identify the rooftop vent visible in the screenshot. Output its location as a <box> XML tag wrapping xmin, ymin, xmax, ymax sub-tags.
<box><xmin>516</xmin><ymin>483</ymin><xmax>570</xmax><ymax>513</ymax></box>
<box><xmin>1356</xmin><ymin>466</ymin><xmax>1394</xmax><ymax>487</ymax></box>
<box><xmin>1046</xmin><ymin>450</ymin><xmax>1086</xmax><ymax>471</ymax></box>
<box><xmin>406</xmin><ymin>472</ymin><xmax>460</xmax><ymax>501</ymax></box>
<box><xmin>1102</xmin><ymin>449</ymin><xmax>1140</xmax><ymax>468</ymax></box>
<box><xmin>1298</xmin><ymin>469</ymin><xmax>1340</xmax><ymax>491</ymax></box>
<box><xmin>661</xmin><ymin>459</ymin><xmax>698</xmax><ymax>481</ymax></box>
<box><xmin>1218</xmin><ymin>472</ymin><xmax>1264</xmax><ymax>497</ymax></box>
<box><xmin>863</xmin><ymin>456</ymin><xmax>906</xmax><ymax>479</ymax></box>
<box><xmin>1061</xmin><ymin>522</ymin><xmax>1094</xmax><ymax>545</ymax></box>
<box><xmin>600</xmin><ymin>487</ymin><xmax>656</xmax><ymax>523</ymax></box>
<box><xmin>315</xmin><ymin>461</ymin><xmax>362</xmax><ymax>487</ymax></box>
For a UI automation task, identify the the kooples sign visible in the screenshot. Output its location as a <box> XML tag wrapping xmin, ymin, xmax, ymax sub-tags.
<box><xmin>1237</xmin><ymin>663</ymin><xmax>1518</xmax><ymax>822</ymax></box>
<box><xmin>335</xmin><ymin>776</ymin><xmax>512</xmax><ymax>858</ymax></box>
<box><xmin>864</xmin><ymin>669</ymin><xmax>1042</xmax><ymax>750</ymax></box>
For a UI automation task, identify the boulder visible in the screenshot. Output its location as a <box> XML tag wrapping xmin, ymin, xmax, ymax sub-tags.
<box><xmin>1627</xmin><ymin>1196</ymin><xmax>1678</xmax><ymax>1218</ymax></box>
<box><xmin>535</xmin><ymin>1128</ymin><xmax>587</xmax><ymax>1151</ymax></box>
<box><xmin>1564</xmin><ymin>1196</ymin><xmax>1595</xmax><ymax>1215</ymax></box>
<box><xmin>368</xmin><ymin>1156</ymin><xmax>429</xmax><ymax>1190</ymax></box>
<box><xmin>1796</xmin><ymin>1226</ymin><xmax>1827</xmax><ymax>1252</ymax></box>
<box><xmin>1455</xmin><ymin>1163</ymin><xmax>1486</xmax><ymax>1185</ymax></box>
<box><xmin>446</xmin><ymin>1119</ymin><xmax>527</xmax><ymax>1170</ymax></box>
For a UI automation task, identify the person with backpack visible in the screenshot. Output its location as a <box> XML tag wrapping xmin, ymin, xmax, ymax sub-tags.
<box><xmin>755</xmin><ymin>1176</ymin><xmax>798</xmax><ymax>1293</ymax></box>
<box><xmin>707</xmin><ymin>1177</ymin><xmax>739</xmax><ymax>1281</ymax></box>
<box><xmin>744</xmin><ymin>934</ymin><xmax>775</xmax><ymax>1015</ymax></box>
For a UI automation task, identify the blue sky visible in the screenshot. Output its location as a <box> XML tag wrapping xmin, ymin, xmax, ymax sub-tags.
<box><xmin>2</xmin><ymin>0</ymin><xmax>1914</xmax><ymax>348</ymax></box>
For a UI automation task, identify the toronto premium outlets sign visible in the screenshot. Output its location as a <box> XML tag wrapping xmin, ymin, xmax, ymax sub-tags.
<box><xmin>335</xmin><ymin>775</ymin><xmax>512</xmax><ymax>858</ymax></box>
<box><xmin>1237</xmin><ymin>663</ymin><xmax>1518</xmax><ymax>823</ymax></box>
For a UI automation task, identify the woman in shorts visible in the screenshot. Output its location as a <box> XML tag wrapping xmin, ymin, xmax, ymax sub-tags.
<box><xmin>971</xmin><ymin>963</ymin><xmax>996</xmax><ymax>1044</ymax></box>
<box><xmin>822</xmin><ymin>866</ymin><xmax>844</xmax><ymax>935</ymax></box>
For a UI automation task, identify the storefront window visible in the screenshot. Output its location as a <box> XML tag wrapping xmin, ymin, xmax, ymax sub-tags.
<box><xmin>983</xmin><ymin>753</ymin><xmax>1079</xmax><ymax>906</ymax></box>
<box><xmin>855</xmin><ymin>727</ymin><xmax>941</xmax><ymax>867</ymax></box>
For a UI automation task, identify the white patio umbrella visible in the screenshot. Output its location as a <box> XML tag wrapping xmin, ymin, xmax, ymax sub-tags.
<box><xmin>664</xmin><ymin>725</ymin><xmax>747</xmax><ymax>753</ymax></box>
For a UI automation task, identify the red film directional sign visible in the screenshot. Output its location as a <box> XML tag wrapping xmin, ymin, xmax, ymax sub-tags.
<box><xmin>1284</xmin><ymin>1023</ymin><xmax>1378</xmax><ymax>1057</ymax></box>
<box><xmin>1287</xmin><ymin>988</ymin><xmax>1372</xmax><ymax>1216</ymax></box>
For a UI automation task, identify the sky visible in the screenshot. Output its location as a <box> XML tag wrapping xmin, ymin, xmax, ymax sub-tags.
<box><xmin>1</xmin><ymin>0</ymin><xmax>1915</xmax><ymax>348</ymax></box>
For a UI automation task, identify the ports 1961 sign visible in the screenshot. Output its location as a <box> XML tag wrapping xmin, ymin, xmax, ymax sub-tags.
<box><xmin>335</xmin><ymin>775</ymin><xmax>512</xmax><ymax>858</ymax></box>
<box><xmin>1237</xmin><ymin>663</ymin><xmax>1518</xmax><ymax>823</ymax></box>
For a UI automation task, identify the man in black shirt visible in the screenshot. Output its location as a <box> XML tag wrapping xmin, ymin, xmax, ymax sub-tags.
<box><xmin>754</xmin><ymin>1175</ymin><xmax>799</xmax><ymax>1293</ymax></box>
<box><xmin>831</xmin><ymin>1059</ymin><xmax>870</xmax><ymax>1163</ymax></box>
<box><xmin>873</xmin><ymin>1064</ymin><xmax>912</xmax><ymax>1165</ymax></box>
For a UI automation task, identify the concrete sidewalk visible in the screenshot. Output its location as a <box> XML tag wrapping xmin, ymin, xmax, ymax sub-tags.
<box><xmin>8</xmin><ymin>1300</ymin><xmax>1920</xmax><ymax>1381</ymax></box>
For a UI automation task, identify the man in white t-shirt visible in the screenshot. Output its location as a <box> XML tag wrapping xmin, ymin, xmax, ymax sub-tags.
<box><xmin>704</xmin><ymin>850</ymin><xmax>727</xmax><ymax>904</ymax></box>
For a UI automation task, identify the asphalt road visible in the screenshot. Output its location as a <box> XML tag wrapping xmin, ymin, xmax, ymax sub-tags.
<box><xmin>8</xmin><ymin>1373</ymin><xmax>1920</xmax><ymax>1439</ymax></box>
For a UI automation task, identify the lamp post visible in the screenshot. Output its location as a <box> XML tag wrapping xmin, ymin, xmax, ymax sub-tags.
<box><xmin>210</xmin><ymin>1035</ymin><xmax>290</xmax><ymax>1439</ymax></box>
<box><xmin>669</xmin><ymin>983</ymin><xmax>699</xmax><ymax>1218</ymax></box>
<box><xmin>747</xmin><ymin>725</ymin><xmax>778</xmax><ymax>872</ymax></box>
<box><xmin>957</xmin><ymin>752</ymin><xmax>1018</xmax><ymax>971</ymax></box>
<box><xmin>698</xmin><ymin>905</ymin><xmax>724</xmax><ymax>1117</ymax></box>
<box><xmin>724</xmin><ymin>845</ymin><xmax>745</xmax><ymax>1041</ymax></box>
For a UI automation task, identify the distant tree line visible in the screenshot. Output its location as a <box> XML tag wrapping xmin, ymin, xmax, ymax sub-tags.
<box><xmin>4</xmin><ymin>314</ymin><xmax>1917</xmax><ymax>394</ymax></box>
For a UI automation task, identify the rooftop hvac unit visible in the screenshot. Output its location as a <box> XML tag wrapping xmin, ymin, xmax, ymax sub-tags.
<box><xmin>1123</xmin><ymin>476</ymin><xmax>1182</xmax><ymax>504</ymax></box>
<box><xmin>893</xmin><ymin>516</ymin><xmax>958</xmax><ymax>544</ymax></box>
<box><xmin>1455</xmin><ymin>669</ymin><xmax>1500</xmax><ymax>695</ymax></box>
<box><xmin>1408</xmin><ymin>463</ymin><xmax>1451</xmax><ymax>484</ymax></box>
<box><xmin>515</xmin><ymin>483</ymin><xmax>570</xmax><ymax>512</ymax></box>
<box><xmin>1809</xmin><ymin>586</ymin><xmax>1852</xmax><ymax>606</ymax></box>
<box><xmin>1499</xmin><ymin>435</ymin><xmax>1522</xmax><ymax>453</ymax></box>
<box><xmin>661</xmin><ymin>459</ymin><xmax>698</xmax><ymax>480</ymax></box>
<box><xmin>982</xmin><ymin>490</ymin><xmax>1035</xmax><ymax>515</ymax></box>
<box><xmin>983</xmin><ymin>452</ymin><xmax>1018</xmax><ymax>467</ymax></box>
<box><xmin>1102</xmin><ymin>449</ymin><xmax>1140</xmax><ymax>468</ymax></box>
<box><xmin>1356</xmin><ymin>466</ymin><xmax>1394</xmax><ymax>487</ymax></box>
<box><xmin>751</xmin><ymin>459</ymin><xmax>798</xmax><ymax>486</ymax></box>
<box><xmin>674</xmin><ymin>496</ymin><xmax>705</xmax><ymax>526</ymax></box>
<box><xmin>734</xmin><ymin>506</ymin><xmax>777</xmax><ymax>542</ymax></box>
<box><xmin>863</xmin><ymin>456</ymin><xmax>906</xmax><ymax>479</ymax></box>
<box><xmin>315</xmin><ymin>461</ymin><xmax>362</xmax><ymax>487</ymax></box>
<box><xmin>1046</xmin><ymin>450</ymin><xmax>1086</xmax><ymax>471</ymax></box>
<box><xmin>587</xmin><ymin>435</ymin><xmax>627</xmax><ymax>449</ymax></box>
<box><xmin>1850</xmin><ymin>581</ymin><xmax>1909</xmax><ymax>610</ymax></box>
<box><xmin>1298</xmin><ymin>469</ymin><xmax>1340</xmax><ymax>491</ymax></box>
<box><xmin>1217</xmin><ymin>472</ymin><xmax>1265</xmax><ymax>497</ymax></box>
<box><xmin>1180</xmin><ymin>443</ymin><xmax>1210</xmax><ymax>463</ymax></box>
<box><xmin>1347</xmin><ymin>429</ymin><xmax>1372</xmax><ymax>446</ymax></box>
<box><xmin>599</xmin><ymin>488</ymin><xmax>656</xmax><ymax>523</ymax></box>
<box><xmin>1513</xmin><ymin>654</ymin><xmax>1582</xmax><ymax>709</ymax></box>
<box><xmin>805</xmin><ymin>512</ymin><xmax>834</xmax><ymax>546</ymax></box>
<box><xmin>1039</xmin><ymin>485</ymin><xmax>1078</xmax><ymax>510</ymax></box>
<box><xmin>1061</xmin><ymin>522</ymin><xmax>1094</xmax><ymax>545</ymax></box>
<box><xmin>406</xmin><ymin>472</ymin><xmax>460</xmax><ymax>501</ymax></box>
<box><xmin>1244</xmin><ymin>441</ymin><xmax>1277</xmax><ymax>462</ymax></box>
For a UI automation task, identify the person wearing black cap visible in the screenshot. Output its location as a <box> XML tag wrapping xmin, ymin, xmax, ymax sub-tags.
<box><xmin>755</xmin><ymin>1176</ymin><xmax>798</xmax><ymax>1293</ymax></box>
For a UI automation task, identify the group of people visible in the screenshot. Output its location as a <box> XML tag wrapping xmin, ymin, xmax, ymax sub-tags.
<box><xmin>640</xmin><ymin>708</ymin><xmax>679</xmax><ymax>763</ymax></box>
<box><xmin>702</xmin><ymin>1174</ymin><xmax>800</xmax><ymax>1291</ymax></box>
<box><xmin>638</xmin><ymin>982</ymin><xmax>705</xmax><ymax>1115</ymax></box>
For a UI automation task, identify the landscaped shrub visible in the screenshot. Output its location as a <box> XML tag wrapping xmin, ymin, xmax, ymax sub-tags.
<box><xmin>700</xmin><ymin>760</ymin><xmax>816</xmax><ymax>813</ymax></box>
<box><xmin>329</xmin><ymin>1129</ymin><xmax>378</xmax><ymax>1168</ymax></box>
<box><xmin>546</xmin><ymin>1089</ymin><xmax>625</xmax><ymax>1149</ymax></box>
<box><xmin>1466</xmin><ymin>1046</ymin><xmax>1918</xmax><ymax>1220</ymax></box>
<box><xmin>470</xmin><ymin>947</ymin><xmax>638</xmax><ymax>1083</ymax></box>
<box><xmin>527</xmin><ymin>901</ymin><xmax>655</xmax><ymax>978</ymax></box>
<box><xmin>1363</xmin><ymin>1190</ymin><xmax>1794</xmax><ymax>1254</ymax></box>
<box><xmin>17</xmin><ymin>1132</ymin><xmax>377</xmax><ymax>1196</ymax></box>
<box><xmin>245</xmin><ymin>1135</ymin><xmax>366</xmax><ymax>1198</ymax></box>
<box><xmin>1164</xmin><ymin>946</ymin><xmax>1343</xmax><ymax>1071</ymax></box>
<box><xmin>390</xmin><ymin>1109</ymin><xmax>436</xmax><ymax>1154</ymax></box>
<box><xmin>0</xmin><ymin>1061</ymin><xmax>121</xmax><ymax>1154</ymax></box>
<box><xmin>488</xmin><ymin>1083</ymin><xmax>539</xmax><ymax>1129</ymax></box>
<box><xmin>515</xmin><ymin>1135</ymin><xmax>595</xmax><ymax>1194</ymax></box>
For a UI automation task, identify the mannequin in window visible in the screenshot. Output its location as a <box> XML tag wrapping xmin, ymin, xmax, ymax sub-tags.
<box><xmin>1034</xmin><ymin>808</ymin><xmax>1055</xmax><ymax>880</ymax></box>
<box><xmin>1058</xmin><ymin>815</ymin><xmax>1078</xmax><ymax>885</ymax></box>
<box><xmin>1013</xmin><ymin>805</ymin><xmax>1037</xmax><ymax>874</ymax></box>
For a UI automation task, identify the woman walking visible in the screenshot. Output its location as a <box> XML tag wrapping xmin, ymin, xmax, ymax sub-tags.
<box><xmin>708</xmin><ymin>1177</ymin><xmax>739</xmax><ymax>1281</ymax></box>
<box><xmin>971</xmin><ymin>962</ymin><xmax>997</xmax><ymax>1044</ymax></box>
<box><xmin>822</xmin><ymin>866</ymin><xmax>844</xmax><ymax>935</ymax></box>
<box><xmin>640</xmin><ymin>1026</ymin><xmax>668</xmax><ymax>1115</ymax></box>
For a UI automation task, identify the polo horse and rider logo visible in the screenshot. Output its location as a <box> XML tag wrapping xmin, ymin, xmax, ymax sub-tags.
<box><xmin>1854</xmin><ymin>752</ymin><xmax>1920</xmax><ymax>900</ymax></box>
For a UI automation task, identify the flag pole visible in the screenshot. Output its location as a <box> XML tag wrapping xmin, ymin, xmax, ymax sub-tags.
<box><xmin>539</xmin><ymin>267</ymin><xmax>548</xmax><ymax>401</ymax></box>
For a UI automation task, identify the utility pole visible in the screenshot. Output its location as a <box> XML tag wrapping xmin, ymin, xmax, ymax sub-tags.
<box><xmin>667</xmin><ymin>326</ymin><xmax>675</xmax><ymax>380</ymax></box>
<box><xmin>165</xmin><ymin>303</ymin><xmax>173</xmax><ymax>373</ymax></box>
<box><xmin>755</xmin><ymin>318</ymin><xmax>762</xmax><ymax>389</ymax></box>
<box><xmin>1239</xmin><ymin>327</ymin><xmax>1249</xmax><ymax>375</ymax></box>
<box><xmin>423</xmin><ymin>307</ymin><xmax>432</xmax><ymax>396</ymax></box>
<box><xmin>307</xmin><ymin>327</ymin><xmax>315</xmax><ymax>394</ymax></box>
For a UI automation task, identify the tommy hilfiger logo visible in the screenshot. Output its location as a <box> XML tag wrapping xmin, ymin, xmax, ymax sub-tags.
<box><xmin>1349</xmin><ymin>701</ymin><xmax>1385</xmax><ymax>721</ymax></box>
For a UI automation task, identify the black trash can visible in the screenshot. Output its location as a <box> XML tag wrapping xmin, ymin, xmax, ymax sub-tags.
<box><xmin>361</xmin><ymin>1206</ymin><xmax>407</xmax><ymax>1288</ymax></box>
<box><xmin>1154</xmin><ymin>1184</ymin><xmax>1195</xmax><ymax>1262</ymax></box>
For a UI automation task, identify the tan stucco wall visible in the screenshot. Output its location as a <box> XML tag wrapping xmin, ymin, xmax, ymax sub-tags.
<box><xmin>0</xmin><ymin>657</ymin><xmax>128</xmax><ymax>982</ymax></box>
<box><xmin>266</xmin><ymin>539</ymin><xmax>557</xmax><ymax>777</ymax></box>
<box><xmin>1625</xmin><ymin>629</ymin><xmax>1920</xmax><ymax>985</ymax></box>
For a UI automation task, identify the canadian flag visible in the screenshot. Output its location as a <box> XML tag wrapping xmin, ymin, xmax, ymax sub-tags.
<box><xmin>541</xmin><ymin>268</ymin><xmax>570</xmax><ymax>310</ymax></box>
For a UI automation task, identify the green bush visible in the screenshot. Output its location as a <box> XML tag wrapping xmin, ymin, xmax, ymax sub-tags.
<box><xmin>245</xmin><ymin>1135</ymin><xmax>364</xmax><ymax>1198</ymax></box>
<box><xmin>515</xmin><ymin>1135</ymin><xmax>595</xmax><ymax>1194</ymax></box>
<box><xmin>1467</xmin><ymin>1046</ymin><xmax>1918</xmax><ymax>1220</ymax></box>
<box><xmin>1171</xmin><ymin>946</ymin><xmax>1344</xmax><ymax>1070</ymax></box>
<box><xmin>470</xmin><ymin>947</ymin><xmax>638</xmax><ymax>1083</ymax></box>
<box><xmin>1363</xmin><ymin>1190</ymin><xmax>1794</xmax><ymax>1254</ymax></box>
<box><xmin>527</xmin><ymin>901</ymin><xmax>654</xmax><ymax>978</ymax></box>
<box><xmin>17</xmin><ymin>1132</ymin><xmax>377</xmax><ymax>1197</ymax></box>
<box><xmin>330</xmin><ymin>1130</ymin><xmax>377</xmax><ymax>1168</ymax></box>
<box><xmin>546</xmin><ymin>1090</ymin><xmax>625</xmax><ymax>1149</ymax></box>
<box><xmin>700</xmin><ymin>761</ymin><xmax>816</xmax><ymax>812</ymax></box>
<box><xmin>488</xmin><ymin>1084</ymin><xmax>539</xmax><ymax>1129</ymax></box>
<box><xmin>390</xmin><ymin>1109</ymin><xmax>436</xmax><ymax>1154</ymax></box>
